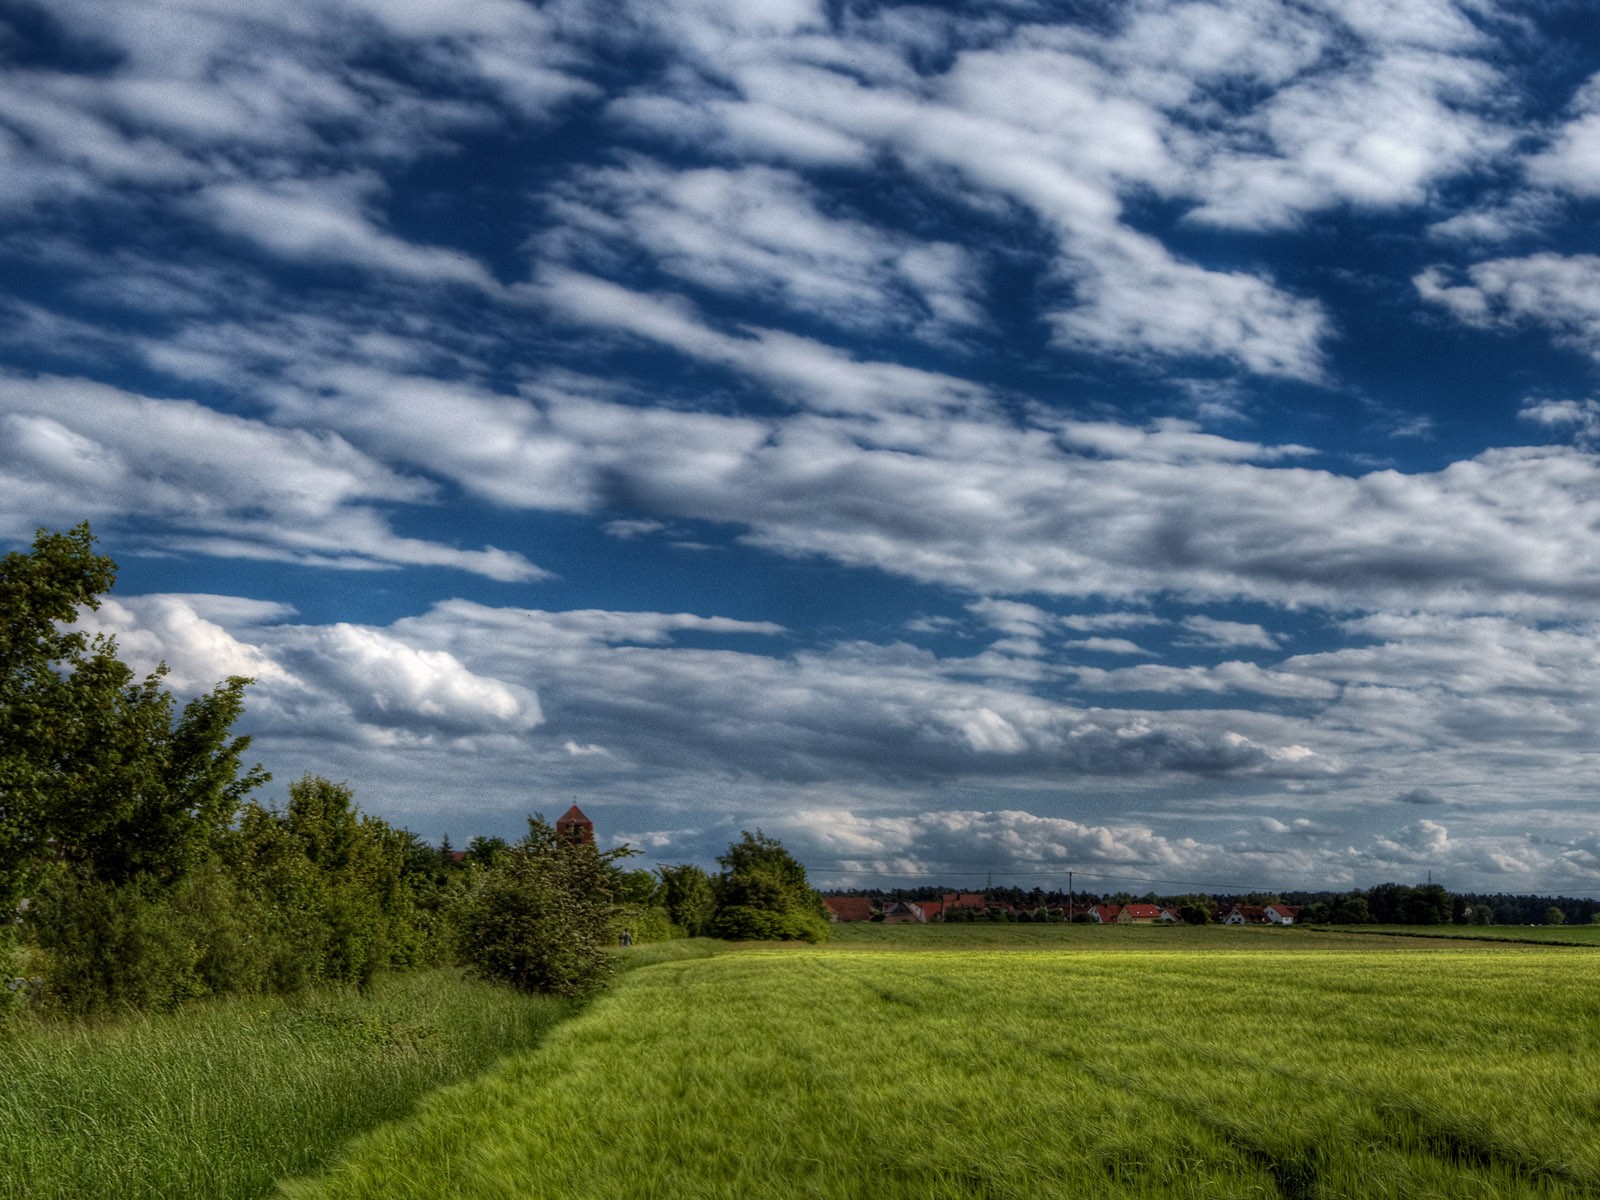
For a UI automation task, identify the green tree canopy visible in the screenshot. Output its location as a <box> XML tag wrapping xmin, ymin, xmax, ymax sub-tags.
<box><xmin>0</xmin><ymin>525</ymin><xmax>266</xmax><ymax>903</ymax></box>
<box><xmin>711</xmin><ymin>830</ymin><xmax>829</xmax><ymax>942</ymax></box>
<box><xmin>455</xmin><ymin>815</ymin><xmax>625</xmax><ymax>996</ymax></box>
<box><xmin>657</xmin><ymin>863</ymin><xmax>716</xmax><ymax>937</ymax></box>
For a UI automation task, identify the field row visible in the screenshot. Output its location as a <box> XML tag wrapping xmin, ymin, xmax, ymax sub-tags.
<box><xmin>287</xmin><ymin>944</ymin><xmax>1600</xmax><ymax>1199</ymax></box>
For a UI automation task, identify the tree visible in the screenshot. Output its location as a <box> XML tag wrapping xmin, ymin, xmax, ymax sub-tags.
<box><xmin>1</xmin><ymin>524</ymin><xmax>119</xmax><ymax>906</ymax></box>
<box><xmin>465</xmin><ymin>835</ymin><xmax>510</xmax><ymax>869</ymax></box>
<box><xmin>657</xmin><ymin>863</ymin><xmax>716</xmax><ymax>937</ymax></box>
<box><xmin>1545</xmin><ymin>906</ymin><xmax>1566</xmax><ymax>926</ymax></box>
<box><xmin>711</xmin><ymin>830</ymin><xmax>829</xmax><ymax>942</ymax></box>
<box><xmin>455</xmin><ymin>815</ymin><xmax>623</xmax><ymax>996</ymax></box>
<box><xmin>0</xmin><ymin>524</ymin><xmax>267</xmax><ymax>899</ymax></box>
<box><xmin>1329</xmin><ymin>894</ymin><xmax>1372</xmax><ymax>924</ymax></box>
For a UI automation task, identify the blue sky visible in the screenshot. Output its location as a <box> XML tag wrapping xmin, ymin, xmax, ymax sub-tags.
<box><xmin>5</xmin><ymin>0</ymin><xmax>1600</xmax><ymax>894</ymax></box>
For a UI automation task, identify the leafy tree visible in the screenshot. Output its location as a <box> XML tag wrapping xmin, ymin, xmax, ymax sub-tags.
<box><xmin>465</xmin><ymin>835</ymin><xmax>510</xmax><ymax>869</ymax></box>
<box><xmin>1402</xmin><ymin>884</ymin><xmax>1453</xmax><ymax>926</ymax></box>
<box><xmin>1545</xmin><ymin>906</ymin><xmax>1566</xmax><ymax>926</ymax></box>
<box><xmin>711</xmin><ymin>831</ymin><xmax>829</xmax><ymax>942</ymax></box>
<box><xmin>1329</xmin><ymin>894</ymin><xmax>1372</xmax><ymax>924</ymax></box>
<box><xmin>1</xmin><ymin>524</ymin><xmax>120</xmax><ymax>906</ymax></box>
<box><xmin>455</xmin><ymin>815</ymin><xmax>622</xmax><ymax>996</ymax></box>
<box><xmin>611</xmin><ymin>867</ymin><xmax>662</xmax><ymax>907</ymax></box>
<box><xmin>657</xmin><ymin>863</ymin><xmax>716</xmax><ymax>937</ymax></box>
<box><xmin>0</xmin><ymin>525</ymin><xmax>266</xmax><ymax>897</ymax></box>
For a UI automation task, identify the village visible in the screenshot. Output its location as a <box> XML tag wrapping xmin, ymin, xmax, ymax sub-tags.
<box><xmin>822</xmin><ymin>894</ymin><xmax>1302</xmax><ymax>926</ymax></box>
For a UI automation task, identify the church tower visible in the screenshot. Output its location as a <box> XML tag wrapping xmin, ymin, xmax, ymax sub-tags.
<box><xmin>555</xmin><ymin>803</ymin><xmax>594</xmax><ymax>843</ymax></box>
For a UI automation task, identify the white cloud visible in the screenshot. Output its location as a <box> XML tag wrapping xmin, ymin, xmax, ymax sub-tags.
<box><xmin>0</xmin><ymin>374</ymin><xmax>542</xmax><ymax>580</ymax></box>
<box><xmin>249</xmin><ymin>350</ymin><xmax>1600</xmax><ymax>618</ymax></box>
<box><xmin>1527</xmin><ymin>75</ymin><xmax>1600</xmax><ymax>199</ymax></box>
<box><xmin>1065</xmin><ymin>637</ymin><xmax>1151</xmax><ymax>656</ymax></box>
<box><xmin>1520</xmin><ymin>397</ymin><xmax>1600</xmax><ymax>446</ymax></box>
<box><xmin>1180</xmin><ymin>615</ymin><xmax>1279</xmax><ymax>649</ymax></box>
<box><xmin>1187</xmin><ymin>48</ymin><xmax>1507</xmax><ymax>230</ymax></box>
<box><xmin>541</xmin><ymin>159</ymin><xmax>982</xmax><ymax>333</ymax></box>
<box><xmin>1415</xmin><ymin>255</ymin><xmax>1600</xmax><ymax>359</ymax></box>
<box><xmin>197</xmin><ymin>174</ymin><xmax>498</xmax><ymax>288</ymax></box>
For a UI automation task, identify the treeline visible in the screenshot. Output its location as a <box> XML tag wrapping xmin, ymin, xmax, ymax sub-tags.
<box><xmin>835</xmin><ymin>881</ymin><xmax>1596</xmax><ymax>926</ymax></box>
<box><xmin>2</xmin><ymin>525</ymin><xmax>827</xmax><ymax>1017</ymax></box>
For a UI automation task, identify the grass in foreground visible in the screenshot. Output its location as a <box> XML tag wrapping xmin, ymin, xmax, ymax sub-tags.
<box><xmin>0</xmin><ymin>968</ymin><xmax>572</xmax><ymax>1200</ymax></box>
<box><xmin>285</xmin><ymin>942</ymin><xmax>1600</xmax><ymax>1199</ymax></box>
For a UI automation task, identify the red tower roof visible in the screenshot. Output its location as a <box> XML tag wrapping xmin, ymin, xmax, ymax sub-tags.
<box><xmin>555</xmin><ymin>804</ymin><xmax>594</xmax><ymax>842</ymax></box>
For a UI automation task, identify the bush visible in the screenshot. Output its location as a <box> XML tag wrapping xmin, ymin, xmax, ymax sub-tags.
<box><xmin>30</xmin><ymin>871</ymin><xmax>203</xmax><ymax>1014</ymax></box>
<box><xmin>712</xmin><ymin>831</ymin><xmax>830</xmax><ymax>943</ymax></box>
<box><xmin>613</xmin><ymin>904</ymin><xmax>680</xmax><ymax>944</ymax></box>
<box><xmin>455</xmin><ymin>818</ymin><xmax>617</xmax><ymax>998</ymax></box>
<box><xmin>709</xmin><ymin>905</ymin><xmax>827</xmax><ymax>941</ymax></box>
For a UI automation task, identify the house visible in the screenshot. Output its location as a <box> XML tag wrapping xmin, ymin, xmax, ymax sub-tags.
<box><xmin>555</xmin><ymin>804</ymin><xmax>594</xmax><ymax>843</ymax></box>
<box><xmin>1265</xmin><ymin>904</ymin><xmax>1301</xmax><ymax>925</ymax></box>
<box><xmin>823</xmin><ymin>896</ymin><xmax>875</xmax><ymax>923</ymax></box>
<box><xmin>1115</xmin><ymin>904</ymin><xmax>1165</xmax><ymax>924</ymax></box>
<box><xmin>1089</xmin><ymin>904</ymin><xmax>1121</xmax><ymax>924</ymax></box>
<box><xmin>1221</xmin><ymin>905</ymin><xmax>1271</xmax><ymax>925</ymax></box>
<box><xmin>942</xmin><ymin>892</ymin><xmax>989</xmax><ymax>913</ymax></box>
<box><xmin>910</xmin><ymin>900</ymin><xmax>945</xmax><ymax>922</ymax></box>
<box><xmin>881</xmin><ymin>901</ymin><xmax>922</xmax><ymax>924</ymax></box>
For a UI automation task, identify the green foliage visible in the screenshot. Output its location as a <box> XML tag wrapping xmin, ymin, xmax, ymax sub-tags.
<box><xmin>1329</xmin><ymin>893</ymin><xmax>1373</xmax><ymax>924</ymax></box>
<box><xmin>1545</xmin><ymin>905</ymin><xmax>1567</xmax><ymax>925</ymax></box>
<box><xmin>464</xmin><ymin>835</ymin><xmax>510</xmax><ymax>869</ymax></box>
<box><xmin>612</xmin><ymin>904</ymin><xmax>679</xmax><ymax>944</ymax></box>
<box><xmin>223</xmin><ymin>777</ymin><xmax>456</xmax><ymax>995</ymax></box>
<box><xmin>455</xmin><ymin>816</ymin><xmax>620</xmax><ymax>997</ymax></box>
<box><xmin>0</xmin><ymin>524</ymin><xmax>117</xmax><ymax>909</ymax></box>
<box><xmin>656</xmin><ymin>863</ymin><xmax>716</xmax><ymax>937</ymax></box>
<box><xmin>0</xmin><ymin>525</ymin><xmax>269</xmax><ymax>906</ymax></box>
<box><xmin>27</xmin><ymin>865</ymin><xmax>257</xmax><ymax>1015</ymax></box>
<box><xmin>710</xmin><ymin>830</ymin><xmax>829</xmax><ymax>943</ymax></box>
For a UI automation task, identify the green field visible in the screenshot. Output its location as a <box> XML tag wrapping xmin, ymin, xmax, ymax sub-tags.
<box><xmin>286</xmin><ymin>935</ymin><xmax>1600</xmax><ymax>1199</ymax></box>
<box><xmin>1309</xmin><ymin>923</ymin><xmax>1600</xmax><ymax>946</ymax></box>
<box><xmin>821</xmin><ymin>920</ymin><xmax>1532</xmax><ymax>951</ymax></box>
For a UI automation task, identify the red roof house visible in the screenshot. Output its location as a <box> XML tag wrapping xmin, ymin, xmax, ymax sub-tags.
<box><xmin>1115</xmin><ymin>904</ymin><xmax>1165</xmax><ymax>924</ymax></box>
<box><xmin>824</xmin><ymin>896</ymin><xmax>875</xmax><ymax>922</ymax></box>
<box><xmin>943</xmin><ymin>892</ymin><xmax>989</xmax><ymax>912</ymax></box>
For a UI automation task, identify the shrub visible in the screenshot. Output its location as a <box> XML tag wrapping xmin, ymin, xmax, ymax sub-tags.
<box><xmin>712</xmin><ymin>831</ymin><xmax>829</xmax><ymax>943</ymax></box>
<box><xmin>455</xmin><ymin>817</ymin><xmax>617</xmax><ymax>998</ymax></box>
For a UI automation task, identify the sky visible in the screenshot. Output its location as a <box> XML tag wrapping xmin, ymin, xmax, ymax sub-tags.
<box><xmin>5</xmin><ymin>0</ymin><xmax>1600</xmax><ymax>896</ymax></box>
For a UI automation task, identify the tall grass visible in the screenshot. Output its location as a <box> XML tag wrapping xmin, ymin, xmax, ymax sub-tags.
<box><xmin>287</xmin><ymin>943</ymin><xmax>1600</xmax><ymax>1199</ymax></box>
<box><xmin>0</xmin><ymin>968</ymin><xmax>572</xmax><ymax>1200</ymax></box>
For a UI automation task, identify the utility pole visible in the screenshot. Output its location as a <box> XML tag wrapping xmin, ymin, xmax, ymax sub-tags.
<box><xmin>1068</xmin><ymin>870</ymin><xmax>1073</xmax><ymax>921</ymax></box>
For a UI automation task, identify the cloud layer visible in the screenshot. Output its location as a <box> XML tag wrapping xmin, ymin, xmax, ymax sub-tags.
<box><xmin>5</xmin><ymin>0</ymin><xmax>1600</xmax><ymax>892</ymax></box>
